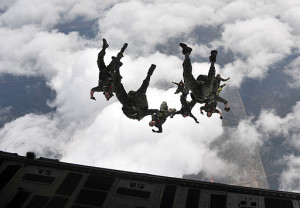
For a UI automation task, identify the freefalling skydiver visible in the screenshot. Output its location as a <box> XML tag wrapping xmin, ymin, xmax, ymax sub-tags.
<box><xmin>149</xmin><ymin>101</ymin><xmax>176</xmax><ymax>133</ymax></box>
<box><xmin>200</xmin><ymin>101</ymin><xmax>223</xmax><ymax>119</ymax></box>
<box><xmin>179</xmin><ymin>43</ymin><xmax>230</xmax><ymax>112</ymax></box>
<box><xmin>90</xmin><ymin>39</ymin><xmax>114</xmax><ymax>101</ymax></box>
<box><xmin>110</xmin><ymin>44</ymin><xmax>159</xmax><ymax>121</ymax></box>
<box><xmin>170</xmin><ymin>83</ymin><xmax>199</xmax><ymax>124</ymax></box>
<box><xmin>172</xmin><ymin>80</ymin><xmax>185</xmax><ymax>94</ymax></box>
<box><xmin>214</xmin><ymin>73</ymin><xmax>230</xmax><ymax>94</ymax></box>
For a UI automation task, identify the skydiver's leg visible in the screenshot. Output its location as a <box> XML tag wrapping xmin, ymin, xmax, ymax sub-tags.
<box><xmin>182</xmin><ymin>58</ymin><xmax>199</xmax><ymax>92</ymax></box>
<box><xmin>91</xmin><ymin>39</ymin><xmax>109</xmax><ymax>99</ymax></box>
<box><xmin>179</xmin><ymin>43</ymin><xmax>199</xmax><ymax>91</ymax></box>
<box><xmin>208</xmin><ymin>50</ymin><xmax>217</xmax><ymax>79</ymax></box>
<box><xmin>136</xmin><ymin>64</ymin><xmax>156</xmax><ymax>95</ymax></box>
<box><xmin>202</xmin><ymin>50</ymin><xmax>217</xmax><ymax>95</ymax></box>
<box><xmin>145</xmin><ymin>109</ymin><xmax>159</xmax><ymax>116</ymax></box>
<box><xmin>115</xmin><ymin>43</ymin><xmax>128</xmax><ymax>63</ymax></box>
<box><xmin>97</xmin><ymin>39</ymin><xmax>109</xmax><ymax>71</ymax></box>
<box><xmin>107</xmin><ymin>43</ymin><xmax>128</xmax><ymax>75</ymax></box>
<box><xmin>180</xmin><ymin>94</ymin><xmax>188</xmax><ymax>107</ymax></box>
<box><xmin>189</xmin><ymin>100</ymin><xmax>197</xmax><ymax>109</ymax></box>
<box><xmin>111</xmin><ymin>65</ymin><xmax>130</xmax><ymax>105</ymax></box>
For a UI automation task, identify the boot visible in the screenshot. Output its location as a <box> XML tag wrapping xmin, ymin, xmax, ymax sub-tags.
<box><xmin>209</xmin><ymin>50</ymin><xmax>217</xmax><ymax>62</ymax></box>
<box><xmin>179</xmin><ymin>43</ymin><xmax>192</xmax><ymax>55</ymax></box>
<box><xmin>102</xmin><ymin>39</ymin><xmax>109</xmax><ymax>49</ymax></box>
<box><xmin>148</xmin><ymin>64</ymin><xmax>156</xmax><ymax>76</ymax></box>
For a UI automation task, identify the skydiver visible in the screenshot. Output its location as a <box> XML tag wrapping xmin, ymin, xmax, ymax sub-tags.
<box><xmin>149</xmin><ymin>101</ymin><xmax>176</xmax><ymax>133</ymax></box>
<box><xmin>110</xmin><ymin>45</ymin><xmax>158</xmax><ymax>120</ymax></box>
<box><xmin>90</xmin><ymin>39</ymin><xmax>115</xmax><ymax>101</ymax></box>
<box><xmin>210</xmin><ymin>73</ymin><xmax>230</xmax><ymax>95</ymax></box>
<box><xmin>171</xmin><ymin>84</ymin><xmax>199</xmax><ymax>124</ymax></box>
<box><xmin>215</xmin><ymin>73</ymin><xmax>230</xmax><ymax>89</ymax></box>
<box><xmin>179</xmin><ymin>43</ymin><xmax>218</xmax><ymax>104</ymax></box>
<box><xmin>172</xmin><ymin>80</ymin><xmax>185</xmax><ymax>94</ymax></box>
<box><xmin>200</xmin><ymin>102</ymin><xmax>223</xmax><ymax>119</ymax></box>
<box><xmin>204</xmin><ymin>93</ymin><xmax>230</xmax><ymax>112</ymax></box>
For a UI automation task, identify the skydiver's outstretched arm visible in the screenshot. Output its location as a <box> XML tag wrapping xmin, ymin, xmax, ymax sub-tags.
<box><xmin>219</xmin><ymin>110</ymin><xmax>223</xmax><ymax>119</ymax></box>
<box><xmin>189</xmin><ymin>113</ymin><xmax>199</xmax><ymax>124</ymax></box>
<box><xmin>170</xmin><ymin>110</ymin><xmax>181</xmax><ymax>118</ymax></box>
<box><xmin>144</xmin><ymin>109</ymin><xmax>159</xmax><ymax>117</ymax></box>
<box><xmin>200</xmin><ymin>106</ymin><xmax>205</xmax><ymax>115</ymax></box>
<box><xmin>152</xmin><ymin>126</ymin><xmax>162</xmax><ymax>133</ymax></box>
<box><xmin>221</xmin><ymin>77</ymin><xmax>230</xmax><ymax>81</ymax></box>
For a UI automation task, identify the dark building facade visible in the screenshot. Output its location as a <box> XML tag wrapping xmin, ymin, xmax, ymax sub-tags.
<box><xmin>0</xmin><ymin>151</ymin><xmax>299</xmax><ymax>208</ymax></box>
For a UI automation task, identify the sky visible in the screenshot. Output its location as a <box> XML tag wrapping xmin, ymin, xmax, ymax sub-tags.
<box><xmin>0</xmin><ymin>0</ymin><xmax>300</xmax><ymax>192</ymax></box>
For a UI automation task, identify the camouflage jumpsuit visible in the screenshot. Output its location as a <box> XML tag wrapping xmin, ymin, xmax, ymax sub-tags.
<box><xmin>151</xmin><ymin>101</ymin><xmax>176</xmax><ymax>133</ymax></box>
<box><xmin>112</xmin><ymin>64</ymin><xmax>158</xmax><ymax>120</ymax></box>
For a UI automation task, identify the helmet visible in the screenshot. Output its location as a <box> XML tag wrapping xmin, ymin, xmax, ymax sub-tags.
<box><xmin>103</xmin><ymin>84</ymin><xmax>114</xmax><ymax>101</ymax></box>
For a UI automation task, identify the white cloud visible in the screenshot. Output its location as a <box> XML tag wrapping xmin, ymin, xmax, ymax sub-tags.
<box><xmin>253</xmin><ymin>102</ymin><xmax>300</xmax><ymax>191</ymax></box>
<box><xmin>285</xmin><ymin>57</ymin><xmax>300</xmax><ymax>88</ymax></box>
<box><xmin>0</xmin><ymin>0</ymin><xmax>300</xmax><ymax>187</ymax></box>
<box><xmin>279</xmin><ymin>155</ymin><xmax>300</xmax><ymax>192</ymax></box>
<box><xmin>0</xmin><ymin>106</ymin><xmax>11</xmax><ymax>124</ymax></box>
<box><xmin>0</xmin><ymin>26</ymin><xmax>91</xmax><ymax>78</ymax></box>
<box><xmin>0</xmin><ymin>114</ymin><xmax>66</xmax><ymax>158</ymax></box>
<box><xmin>256</xmin><ymin>102</ymin><xmax>300</xmax><ymax>141</ymax></box>
<box><xmin>98</xmin><ymin>1</ymin><xmax>219</xmax><ymax>55</ymax></box>
<box><xmin>215</xmin><ymin>17</ymin><xmax>294</xmax><ymax>86</ymax></box>
<box><xmin>60</xmin><ymin>96</ymin><xmax>232</xmax><ymax>177</ymax></box>
<box><xmin>0</xmin><ymin>0</ymin><xmax>120</xmax><ymax>28</ymax></box>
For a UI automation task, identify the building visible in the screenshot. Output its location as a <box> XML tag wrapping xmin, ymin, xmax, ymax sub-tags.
<box><xmin>0</xmin><ymin>151</ymin><xmax>299</xmax><ymax>208</ymax></box>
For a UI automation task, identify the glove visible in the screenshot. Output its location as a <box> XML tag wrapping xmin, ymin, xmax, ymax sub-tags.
<box><xmin>224</xmin><ymin>107</ymin><xmax>230</xmax><ymax>112</ymax></box>
<box><xmin>90</xmin><ymin>97</ymin><xmax>96</xmax><ymax>100</ymax></box>
<box><xmin>220</xmin><ymin>116</ymin><xmax>223</xmax><ymax>119</ymax></box>
<box><xmin>201</xmin><ymin>111</ymin><xmax>204</xmax><ymax>115</ymax></box>
<box><xmin>196</xmin><ymin>121</ymin><xmax>199</xmax><ymax>124</ymax></box>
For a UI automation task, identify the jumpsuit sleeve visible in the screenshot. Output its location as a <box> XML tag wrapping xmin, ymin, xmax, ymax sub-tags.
<box><xmin>152</xmin><ymin>125</ymin><xmax>162</xmax><ymax>133</ymax></box>
<box><xmin>189</xmin><ymin>113</ymin><xmax>199</xmax><ymax>123</ymax></box>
